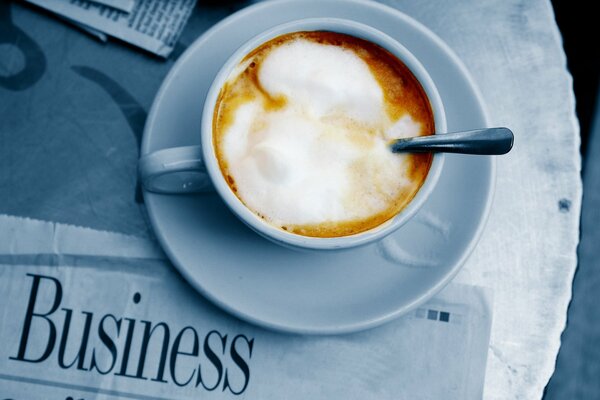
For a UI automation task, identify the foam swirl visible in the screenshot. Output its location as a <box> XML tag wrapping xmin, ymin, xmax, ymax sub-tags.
<box><xmin>213</xmin><ymin>32</ymin><xmax>434</xmax><ymax>237</ymax></box>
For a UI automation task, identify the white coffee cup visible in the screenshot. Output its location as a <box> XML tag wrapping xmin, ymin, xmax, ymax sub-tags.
<box><xmin>138</xmin><ymin>18</ymin><xmax>446</xmax><ymax>251</ymax></box>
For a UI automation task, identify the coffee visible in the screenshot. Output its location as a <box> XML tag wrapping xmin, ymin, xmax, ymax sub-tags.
<box><xmin>213</xmin><ymin>31</ymin><xmax>434</xmax><ymax>238</ymax></box>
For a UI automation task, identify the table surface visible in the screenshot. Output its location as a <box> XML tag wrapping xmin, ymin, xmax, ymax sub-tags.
<box><xmin>0</xmin><ymin>1</ymin><xmax>582</xmax><ymax>399</ymax></box>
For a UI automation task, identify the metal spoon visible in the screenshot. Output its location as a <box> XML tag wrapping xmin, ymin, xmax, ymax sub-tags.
<box><xmin>389</xmin><ymin>127</ymin><xmax>514</xmax><ymax>155</ymax></box>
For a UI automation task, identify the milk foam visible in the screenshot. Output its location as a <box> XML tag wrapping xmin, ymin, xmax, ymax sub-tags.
<box><xmin>220</xmin><ymin>38</ymin><xmax>424</xmax><ymax>228</ymax></box>
<box><xmin>259</xmin><ymin>40</ymin><xmax>385</xmax><ymax>123</ymax></box>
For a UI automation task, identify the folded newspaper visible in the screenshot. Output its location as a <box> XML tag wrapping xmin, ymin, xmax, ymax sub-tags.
<box><xmin>24</xmin><ymin>0</ymin><xmax>197</xmax><ymax>57</ymax></box>
<box><xmin>0</xmin><ymin>215</ymin><xmax>492</xmax><ymax>399</ymax></box>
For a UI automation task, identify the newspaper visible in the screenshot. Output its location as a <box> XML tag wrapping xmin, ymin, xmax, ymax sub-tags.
<box><xmin>24</xmin><ymin>0</ymin><xmax>197</xmax><ymax>57</ymax></box>
<box><xmin>89</xmin><ymin>0</ymin><xmax>136</xmax><ymax>13</ymax></box>
<box><xmin>0</xmin><ymin>215</ymin><xmax>493</xmax><ymax>399</ymax></box>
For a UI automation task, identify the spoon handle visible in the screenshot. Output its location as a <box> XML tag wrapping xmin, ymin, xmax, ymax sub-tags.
<box><xmin>390</xmin><ymin>127</ymin><xmax>514</xmax><ymax>155</ymax></box>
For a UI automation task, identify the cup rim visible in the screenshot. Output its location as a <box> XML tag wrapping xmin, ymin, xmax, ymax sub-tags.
<box><xmin>201</xmin><ymin>17</ymin><xmax>447</xmax><ymax>250</ymax></box>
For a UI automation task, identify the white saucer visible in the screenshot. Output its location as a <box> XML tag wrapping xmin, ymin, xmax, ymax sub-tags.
<box><xmin>141</xmin><ymin>0</ymin><xmax>493</xmax><ymax>334</ymax></box>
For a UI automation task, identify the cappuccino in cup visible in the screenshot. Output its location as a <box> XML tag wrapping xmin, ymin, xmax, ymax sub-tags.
<box><xmin>213</xmin><ymin>31</ymin><xmax>435</xmax><ymax>238</ymax></box>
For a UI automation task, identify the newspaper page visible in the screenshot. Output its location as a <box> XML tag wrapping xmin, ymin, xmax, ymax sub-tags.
<box><xmin>0</xmin><ymin>215</ymin><xmax>493</xmax><ymax>399</ymax></box>
<box><xmin>23</xmin><ymin>0</ymin><xmax>197</xmax><ymax>57</ymax></box>
<box><xmin>89</xmin><ymin>0</ymin><xmax>136</xmax><ymax>13</ymax></box>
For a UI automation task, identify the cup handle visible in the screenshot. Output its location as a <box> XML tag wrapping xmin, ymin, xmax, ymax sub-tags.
<box><xmin>138</xmin><ymin>146</ymin><xmax>214</xmax><ymax>193</ymax></box>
